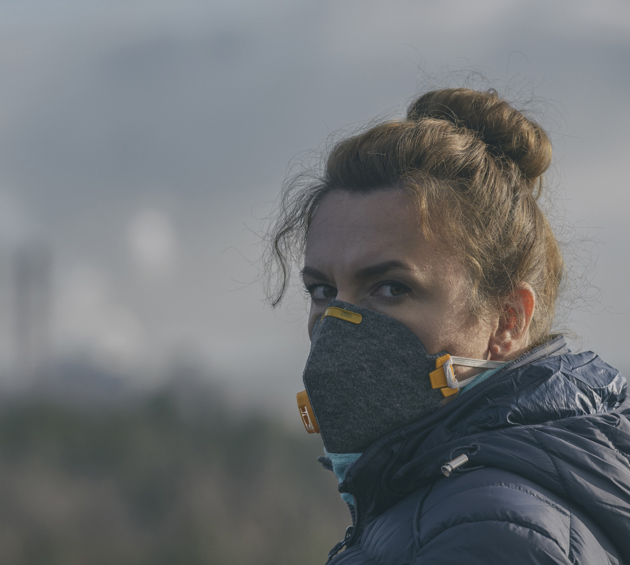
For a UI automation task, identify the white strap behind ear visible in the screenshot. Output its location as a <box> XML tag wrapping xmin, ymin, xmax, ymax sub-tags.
<box><xmin>444</xmin><ymin>356</ymin><xmax>505</xmax><ymax>390</ymax></box>
<box><xmin>451</xmin><ymin>356</ymin><xmax>504</xmax><ymax>369</ymax></box>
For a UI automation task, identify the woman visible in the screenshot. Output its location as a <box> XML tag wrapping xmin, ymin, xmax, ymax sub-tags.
<box><xmin>266</xmin><ymin>88</ymin><xmax>630</xmax><ymax>564</ymax></box>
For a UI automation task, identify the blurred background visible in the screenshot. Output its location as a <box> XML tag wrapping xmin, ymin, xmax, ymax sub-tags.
<box><xmin>0</xmin><ymin>0</ymin><xmax>628</xmax><ymax>563</ymax></box>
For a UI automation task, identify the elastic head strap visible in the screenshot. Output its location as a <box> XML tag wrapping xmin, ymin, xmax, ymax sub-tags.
<box><xmin>429</xmin><ymin>354</ymin><xmax>505</xmax><ymax>397</ymax></box>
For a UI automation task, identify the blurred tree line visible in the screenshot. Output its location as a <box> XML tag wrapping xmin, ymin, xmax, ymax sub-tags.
<box><xmin>0</xmin><ymin>376</ymin><xmax>349</xmax><ymax>565</ymax></box>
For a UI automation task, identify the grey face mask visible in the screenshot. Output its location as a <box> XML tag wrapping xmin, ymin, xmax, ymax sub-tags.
<box><xmin>296</xmin><ymin>300</ymin><xmax>503</xmax><ymax>453</ymax></box>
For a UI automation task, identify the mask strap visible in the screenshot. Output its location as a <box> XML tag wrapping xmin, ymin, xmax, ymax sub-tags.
<box><xmin>430</xmin><ymin>355</ymin><xmax>506</xmax><ymax>397</ymax></box>
<box><xmin>450</xmin><ymin>356</ymin><xmax>505</xmax><ymax>369</ymax></box>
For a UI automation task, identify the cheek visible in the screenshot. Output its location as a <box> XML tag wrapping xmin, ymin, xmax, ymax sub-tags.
<box><xmin>440</xmin><ymin>314</ymin><xmax>494</xmax><ymax>359</ymax></box>
<box><xmin>408</xmin><ymin>323</ymin><xmax>448</xmax><ymax>356</ymax></box>
<box><xmin>388</xmin><ymin>306</ymin><xmax>444</xmax><ymax>355</ymax></box>
<box><xmin>396</xmin><ymin>286</ymin><xmax>485</xmax><ymax>356</ymax></box>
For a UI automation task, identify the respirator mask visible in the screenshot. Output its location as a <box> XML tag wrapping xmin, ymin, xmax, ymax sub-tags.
<box><xmin>296</xmin><ymin>299</ymin><xmax>503</xmax><ymax>453</ymax></box>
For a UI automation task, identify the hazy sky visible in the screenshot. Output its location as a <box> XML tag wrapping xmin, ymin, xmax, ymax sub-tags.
<box><xmin>0</xmin><ymin>0</ymin><xmax>628</xmax><ymax>417</ymax></box>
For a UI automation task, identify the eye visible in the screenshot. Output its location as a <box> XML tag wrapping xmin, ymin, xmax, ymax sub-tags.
<box><xmin>372</xmin><ymin>281</ymin><xmax>410</xmax><ymax>299</ymax></box>
<box><xmin>305</xmin><ymin>283</ymin><xmax>337</xmax><ymax>304</ymax></box>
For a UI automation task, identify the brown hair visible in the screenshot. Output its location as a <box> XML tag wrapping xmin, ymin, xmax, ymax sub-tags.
<box><xmin>265</xmin><ymin>88</ymin><xmax>564</xmax><ymax>346</ymax></box>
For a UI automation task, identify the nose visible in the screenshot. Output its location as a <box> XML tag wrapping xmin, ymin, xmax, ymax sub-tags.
<box><xmin>307</xmin><ymin>294</ymin><xmax>357</xmax><ymax>339</ymax></box>
<box><xmin>333</xmin><ymin>289</ymin><xmax>359</xmax><ymax>307</ymax></box>
<box><xmin>334</xmin><ymin>295</ymin><xmax>354</xmax><ymax>307</ymax></box>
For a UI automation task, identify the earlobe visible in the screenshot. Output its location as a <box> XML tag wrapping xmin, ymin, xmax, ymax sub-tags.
<box><xmin>488</xmin><ymin>285</ymin><xmax>536</xmax><ymax>361</ymax></box>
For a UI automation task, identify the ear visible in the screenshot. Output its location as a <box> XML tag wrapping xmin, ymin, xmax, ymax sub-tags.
<box><xmin>488</xmin><ymin>284</ymin><xmax>536</xmax><ymax>361</ymax></box>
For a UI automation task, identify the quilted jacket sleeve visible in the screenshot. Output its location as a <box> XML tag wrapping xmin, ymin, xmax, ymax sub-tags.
<box><xmin>413</xmin><ymin>520</ymin><xmax>573</xmax><ymax>565</ymax></box>
<box><xmin>333</xmin><ymin>471</ymin><xmax>617</xmax><ymax>565</ymax></box>
<box><xmin>408</xmin><ymin>477</ymin><xmax>614</xmax><ymax>565</ymax></box>
<box><xmin>331</xmin><ymin>522</ymin><xmax>576</xmax><ymax>565</ymax></box>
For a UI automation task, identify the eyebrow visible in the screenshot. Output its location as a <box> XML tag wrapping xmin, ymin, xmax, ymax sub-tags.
<box><xmin>354</xmin><ymin>260</ymin><xmax>412</xmax><ymax>280</ymax></box>
<box><xmin>300</xmin><ymin>266</ymin><xmax>330</xmax><ymax>282</ymax></box>
<box><xmin>301</xmin><ymin>260</ymin><xmax>413</xmax><ymax>283</ymax></box>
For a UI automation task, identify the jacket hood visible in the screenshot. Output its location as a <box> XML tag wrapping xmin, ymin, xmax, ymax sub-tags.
<box><xmin>340</xmin><ymin>336</ymin><xmax>630</xmax><ymax>557</ymax></box>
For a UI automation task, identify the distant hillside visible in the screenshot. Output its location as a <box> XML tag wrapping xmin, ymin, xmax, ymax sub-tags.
<box><xmin>0</xmin><ymin>385</ymin><xmax>349</xmax><ymax>565</ymax></box>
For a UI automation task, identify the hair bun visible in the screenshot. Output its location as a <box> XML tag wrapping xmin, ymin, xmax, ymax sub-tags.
<box><xmin>406</xmin><ymin>88</ymin><xmax>552</xmax><ymax>182</ymax></box>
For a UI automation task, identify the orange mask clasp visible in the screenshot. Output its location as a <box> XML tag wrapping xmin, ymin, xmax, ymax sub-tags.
<box><xmin>297</xmin><ymin>390</ymin><xmax>320</xmax><ymax>434</ymax></box>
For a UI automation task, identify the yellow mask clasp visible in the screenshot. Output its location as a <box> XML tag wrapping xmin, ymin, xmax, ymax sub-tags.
<box><xmin>297</xmin><ymin>390</ymin><xmax>320</xmax><ymax>434</ymax></box>
<box><xmin>429</xmin><ymin>354</ymin><xmax>459</xmax><ymax>397</ymax></box>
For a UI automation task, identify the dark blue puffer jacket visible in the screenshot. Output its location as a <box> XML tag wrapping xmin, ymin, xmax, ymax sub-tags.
<box><xmin>324</xmin><ymin>337</ymin><xmax>630</xmax><ymax>564</ymax></box>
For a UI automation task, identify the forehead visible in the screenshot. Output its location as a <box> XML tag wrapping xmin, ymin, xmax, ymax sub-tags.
<box><xmin>305</xmin><ymin>189</ymin><xmax>435</xmax><ymax>267</ymax></box>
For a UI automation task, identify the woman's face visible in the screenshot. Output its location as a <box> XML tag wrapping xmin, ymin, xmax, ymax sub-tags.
<box><xmin>303</xmin><ymin>189</ymin><xmax>499</xmax><ymax>373</ymax></box>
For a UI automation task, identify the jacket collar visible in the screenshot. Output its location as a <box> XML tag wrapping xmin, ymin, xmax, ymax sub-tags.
<box><xmin>339</xmin><ymin>336</ymin><xmax>628</xmax><ymax>535</ymax></box>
